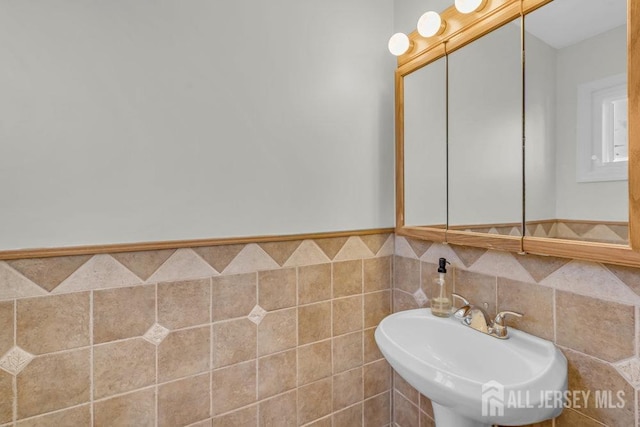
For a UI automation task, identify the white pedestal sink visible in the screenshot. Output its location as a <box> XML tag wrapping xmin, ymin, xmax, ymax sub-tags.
<box><xmin>375</xmin><ymin>309</ymin><xmax>567</xmax><ymax>427</ymax></box>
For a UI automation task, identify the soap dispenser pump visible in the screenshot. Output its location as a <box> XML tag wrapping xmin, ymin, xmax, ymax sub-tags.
<box><xmin>431</xmin><ymin>257</ymin><xmax>451</xmax><ymax>317</ymax></box>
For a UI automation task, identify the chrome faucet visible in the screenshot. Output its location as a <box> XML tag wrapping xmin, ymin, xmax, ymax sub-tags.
<box><xmin>492</xmin><ymin>310</ymin><xmax>524</xmax><ymax>338</ymax></box>
<box><xmin>452</xmin><ymin>293</ymin><xmax>523</xmax><ymax>339</ymax></box>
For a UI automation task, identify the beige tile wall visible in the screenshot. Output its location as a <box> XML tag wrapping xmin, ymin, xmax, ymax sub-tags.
<box><xmin>0</xmin><ymin>233</ymin><xmax>394</xmax><ymax>427</ymax></box>
<box><xmin>9</xmin><ymin>232</ymin><xmax>634</xmax><ymax>427</ymax></box>
<box><xmin>392</xmin><ymin>236</ymin><xmax>640</xmax><ymax>427</ymax></box>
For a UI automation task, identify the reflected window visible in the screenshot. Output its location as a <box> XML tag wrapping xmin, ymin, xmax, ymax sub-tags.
<box><xmin>577</xmin><ymin>73</ymin><xmax>628</xmax><ymax>182</ymax></box>
<box><xmin>604</xmin><ymin>96</ymin><xmax>628</xmax><ymax>163</ymax></box>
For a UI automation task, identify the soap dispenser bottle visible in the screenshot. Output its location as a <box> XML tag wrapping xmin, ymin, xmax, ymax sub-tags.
<box><xmin>431</xmin><ymin>257</ymin><xmax>451</xmax><ymax>317</ymax></box>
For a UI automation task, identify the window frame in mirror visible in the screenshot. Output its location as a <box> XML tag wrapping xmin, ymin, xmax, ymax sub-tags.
<box><xmin>395</xmin><ymin>0</ymin><xmax>640</xmax><ymax>267</ymax></box>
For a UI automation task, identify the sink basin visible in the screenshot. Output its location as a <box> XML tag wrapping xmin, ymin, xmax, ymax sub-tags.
<box><xmin>375</xmin><ymin>309</ymin><xmax>567</xmax><ymax>427</ymax></box>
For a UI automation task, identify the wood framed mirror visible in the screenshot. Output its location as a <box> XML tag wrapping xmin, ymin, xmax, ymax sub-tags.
<box><xmin>395</xmin><ymin>0</ymin><xmax>640</xmax><ymax>267</ymax></box>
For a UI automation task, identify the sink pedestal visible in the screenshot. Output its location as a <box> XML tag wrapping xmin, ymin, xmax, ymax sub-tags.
<box><xmin>432</xmin><ymin>403</ymin><xmax>490</xmax><ymax>427</ymax></box>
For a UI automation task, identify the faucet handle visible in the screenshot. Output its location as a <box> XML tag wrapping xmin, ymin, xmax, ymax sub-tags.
<box><xmin>451</xmin><ymin>293</ymin><xmax>471</xmax><ymax>318</ymax></box>
<box><xmin>493</xmin><ymin>311</ymin><xmax>523</xmax><ymax>325</ymax></box>
<box><xmin>452</xmin><ymin>293</ymin><xmax>470</xmax><ymax>305</ymax></box>
<box><xmin>492</xmin><ymin>311</ymin><xmax>523</xmax><ymax>338</ymax></box>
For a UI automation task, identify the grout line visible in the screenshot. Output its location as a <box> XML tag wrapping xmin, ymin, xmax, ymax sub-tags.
<box><xmin>255</xmin><ymin>272</ymin><xmax>260</xmax><ymax>419</ymax></box>
<box><xmin>208</xmin><ymin>371</ymin><xmax>212</xmax><ymax>426</ymax></box>
<box><xmin>295</xmin><ymin>267</ymin><xmax>301</xmax><ymax>426</ymax></box>
<box><xmin>362</xmin><ymin>389</ymin><xmax>393</xmax><ymax>402</ymax></box>
<box><xmin>12</xmin><ymin>299</ymin><xmax>16</xmax><ymax>425</ymax></box>
<box><xmin>294</xmin><ymin>362</ymin><xmax>300</xmax><ymax>427</ymax></box>
<box><xmin>208</xmin><ymin>276</ymin><xmax>212</xmax><ymax>325</ymax></box>
<box><xmin>562</xmin><ymin>408</ymin><xmax>607</xmax><ymax>426</ymax></box>
<box><xmin>14</xmin><ymin>401</ymin><xmax>92</xmax><ymax>425</ymax></box>
<box><xmin>210</xmin><ymin>404</ymin><xmax>260</xmax><ymax>422</ymax></box>
<box><xmin>394</xmin><ymin>387</ymin><xmax>420</xmax><ymax>411</ymax></box>
<box><xmin>494</xmin><ymin>275</ymin><xmax>498</xmax><ymax>316</ymax></box>
<box><xmin>418</xmin><ymin>259</ymin><xmax>423</xmax><ymax>299</ymax></box>
<box><xmin>295</xmin><ymin>266</ymin><xmax>300</xmax><ymax>308</ymax></box>
<box><xmin>387</xmin><ymin>259</ymin><xmax>393</xmax><ymax>320</ymax></box>
<box><xmin>360</xmin><ymin>258</ymin><xmax>365</xmax><ymax>296</ymax></box>
<box><xmin>555</xmin><ymin>343</ymin><xmax>618</xmax><ymax>366</ymax></box>
<box><xmin>330</xmin><ymin>263</ymin><xmax>335</xmax><ymax>342</ymax></box>
<box><xmin>13</xmin><ymin>300</ymin><xmax>16</xmax><ymax>348</ymax></box>
<box><xmin>152</xmin><ymin>371</ymin><xmax>214</xmax><ymax>394</ymax></box>
<box><xmin>330</xmin><ymin>261</ymin><xmax>335</xmax><ymax>427</ymax></box>
<box><xmin>299</xmin><ymin>293</ymin><xmax>374</xmax><ymax>308</ymax></box>
<box><xmin>390</xmin><ymin>384</ymin><xmax>396</xmax><ymax>425</ymax></box>
<box><xmin>635</xmin><ymin>388</ymin><xmax>638</xmax><ymax>427</ymax></box>
<box><xmin>154</xmin><ymin>283</ymin><xmax>158</xmax><ymax>427</ymax></box>
<box><xmin>361</xmin><ymin>291</ymin><xmax>365</xmax><ymax>425</ymax></box>
<box><xmin>13</xmin><ymin>345</ymin><xmax>94</xmax><ymax>359</ymax></box>
<box><xmin>209</xmin><ymin>277</ymin><xmax>213</xmax><ymax>421</ymax></box>
<box><xmin>553</xmin><ymin>289</ymin><xmax>557</xmax><ymax>344</ymax></box>
<box><xmin>299</xmin><ymin>414</ymin><xmax>332</xmax><ymax>427</ymax></box>
<box><xmin>295</xmin><ymin>269</ymin><xmax>299</xmax><ymax>354</ymax></box>
<box><xmin>213</xmin><ymin>312</ymin><xmax>266</xmax><ymax>325</ymax></box>
<box><xmin>255</xmin><ymin>362</ymin><xmax>261</xmax><ymax>425</ymax></box>
<box><xmin>360</xmin><ymin>258</ymin><xmax>366</xmax><ymax>427</ymax></box>
<box><xmin>391</xmin><ymin>255</ymin><xmax>396</xmax><ymax>314</ymax></box>
<box><xmin>91</xmin><ymin>383</ymin><xmax>157</xmax><ymax>404</ymax></box>
<box><xmin>11</xmin><ymin>372</ymin><xmax>16</xmax><ymax>426</ymax></box>
<box><xmin>89</xmin><ymin>291</ymin><xmax>94</xmax><ymax>427</ymax></box>
<box><xmin>634</xmin><ymin>306</ymin><xmax>640</xmax><ymax>360</ymax></box>
<box><xmin>452</xmin><ymin>265</ymin><xmax>456</xmax><ymax>294</ymax></box>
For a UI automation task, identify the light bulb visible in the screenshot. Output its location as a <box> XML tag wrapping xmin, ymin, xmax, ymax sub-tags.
<box><xmin>454</xmin><ymin>0</ymin><xmax>488</xmax><ymax>14</ymax></box>
<box><xmin>388</xmin><ymin>33</ymin><xmax>410</xmax><ymax>56</ymax></box>
<box><xmin>417</xmin><ymin>11</ymin><xmax>445</xmax><ymax>38</ymax></box>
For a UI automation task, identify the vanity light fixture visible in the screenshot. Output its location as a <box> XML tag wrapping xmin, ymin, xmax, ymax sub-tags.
<box><xmin>454</xmin><ymin>0</ymin><xmax>488</xmax><ymax>14</ymax></box>
<box><xmin>388</xmin><ymin>0</ymin><xmax>487</xmax><ymax>56</ymax></box>
<box><xmin>417</xmin><ymin>11</ymin><xmax>446</xmax><ymax>38</ymax></box>
<box><xmin>388</xmin><ymin>32</ymin><xmax>411</xmax><ymax>56</ymax></box>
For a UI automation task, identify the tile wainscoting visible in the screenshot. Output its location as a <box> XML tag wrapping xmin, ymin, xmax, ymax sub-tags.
<box><xmin>3</xmin><ymin>232</ymin><xmax>640</xmax><ymax>426</ymax></box>
<box><xmin>0</xmin><ymin>233</ymin><xmax>394</xmax><ymax>427</ymax></box>
<box><xmin>393</xmin><ymin>236</ymin><xmax>640</xmax><ymax>427</ymax></box>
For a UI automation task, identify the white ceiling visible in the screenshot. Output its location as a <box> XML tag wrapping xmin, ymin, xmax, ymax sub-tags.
<box><xmin>525</xmin><ymin>0</ymin><xmax>627</xmax><ymax>49</ymax></box>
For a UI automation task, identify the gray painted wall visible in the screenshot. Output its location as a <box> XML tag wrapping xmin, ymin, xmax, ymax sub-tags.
<box><xmin>0</xmin><ymin>0</ymin><xmax>396</xmax><ymax>250</ymax></box>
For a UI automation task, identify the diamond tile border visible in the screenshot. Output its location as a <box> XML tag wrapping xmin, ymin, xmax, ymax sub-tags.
<box><xmin>0</xmin><ymin>346</ymin><xmax>34</xmax><ymax>375</ymax></box>
<box><xmin>7</xmin><ymin>255</ymin><xmax>91</xmax><ymax>293</ymax></box>
<box><xmin>413</xmin><ymin>289</ymin><xmax>428</xmax><ymax>307</ymax></box>
<box><xmin>613</xmin><ymin>357</ymin><xmax>640</xmax><ymax>388</ymax></box>
<box><xmin>248</xmin><ymin>305</ymin><xmax>267</xmax><ymax>325</ymax></box>
<box><xmin>0</xmin><ymin>233</ymin><xmax>396</xmax><ymax>299</ymax></box>
<box><xmin>143</xmin><ymin>323</ymin><xmax>170</xmax><ymax>345</ymax></box>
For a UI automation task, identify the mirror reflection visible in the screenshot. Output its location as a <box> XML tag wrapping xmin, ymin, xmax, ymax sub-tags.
<box><xmin>524</xmin><ymin>0</ymin><xmax>628</xmax><ymax>244</ymax></box>
<box><xmin>448</xmin><ymin>20</ymin><xmax>523</xmax><ymax>236</ymax></box>
<box><xmin>404</xmin><ymin>57</ymin><xmax>448</xmax><ymax>229</ymax></box>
